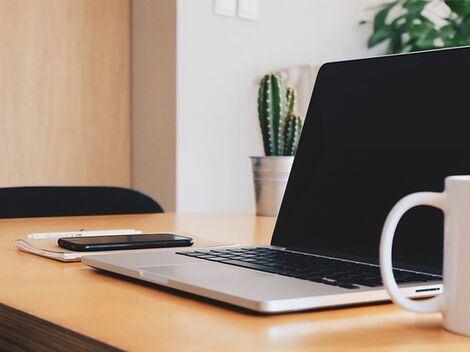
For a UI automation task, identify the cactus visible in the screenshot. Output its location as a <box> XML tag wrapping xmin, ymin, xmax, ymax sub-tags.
<box><xmin>282</xmin><ymin>113</ymin><xmax>303</xmax><ymax>156</ymax></box>
<box><xmin>258</xmin><ymin>74</ymin><xmax>303</xmax><ymax>156</ymax></box>
<box><xmin>257</xmin><ymin>74</ymin><xmax>286</xmax><ymax>156</ymax></box>
<box><xmin>286</xmin><ymin>86</ymin><xmax>296</xmax><ymax>116</ymax></box>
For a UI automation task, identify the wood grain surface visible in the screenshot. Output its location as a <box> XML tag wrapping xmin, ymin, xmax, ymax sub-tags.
<box><xmin>1</xmin><ymin>213</ymin><xmax>470</xmax><ymax>351</ymax></box>
<box><xmin>0</xmin><ymin>303</ymin><xmax>122</xmax><ymax>352</ymax></box>
<box><xmin>0</xmin><ymin>0</ymin><xmax>130</xmax><ymax>188</ymax></box>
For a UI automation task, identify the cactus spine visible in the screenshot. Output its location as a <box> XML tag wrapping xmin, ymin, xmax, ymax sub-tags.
<box><xmin>258</xmin><ymin>74</ymin><xmax>303</xmax><ymax>156</ymax></box>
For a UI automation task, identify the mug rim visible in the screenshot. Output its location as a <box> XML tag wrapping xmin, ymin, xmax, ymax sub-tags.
<box><xmin>446</xmin><ymin>175</ymin><xmax>470</xmax><ymax>182</ymax></box>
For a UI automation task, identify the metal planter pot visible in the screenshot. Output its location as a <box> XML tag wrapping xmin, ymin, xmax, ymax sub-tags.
<box><xmin>250</xmin><ymin>156</ymin><xmax>294</xmax><ymax>217</ymax></box>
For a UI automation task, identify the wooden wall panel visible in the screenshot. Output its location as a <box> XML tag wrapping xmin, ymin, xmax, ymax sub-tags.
<box><xmin>0</xmin><ymin>0</ymin><xmax>130</xmax><ymax>187</ymax></box>
<box><xmin>132</xmin><ymin>0</ymin><xmax>176</xmax><ymax>211</ymax></box>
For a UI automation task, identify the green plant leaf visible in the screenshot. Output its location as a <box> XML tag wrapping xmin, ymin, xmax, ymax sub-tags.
<box><xmin>391</xmin><ymin>14</ymin><xmax>408</xmax><ymax>28</ymax></box>
<box><xmin>408</xmin><ymin>22</ymin><xmax>435</xmax><ymax>39</ymax></box>
<box><xmin>365</xmin><ymin>0</ymin><xmax>470</xmax><ymax>53</ymax></box>
<box><xmin>399</xmin><ymin>43</ymin><xmax>414</xmax><ymax>52</ymax></box>
<box><xmin>415</xmin><ymin>28</ymin><xmax>440</xmax><ymax>49</ymax></box>
<box><xmin>387</xmin><ymin>33</ymin><xmax>403</xmax><ymax>53</ymax></box>
<box><xmin>445</xmin><ymin>0</ymin><xmax>470</xmax><ymax>17</ymax></box>
<box><xmin>461</xmin><ymin>22</ymin><xmax>470</xmax><ymax>34</ymax></box>
<box><xmin>440</xmin><ymin>24</ymin><xmax>457</xmax><ymax>40</ymax></box>
<box><xmin>373</xmin><ymin>1</ymin><xmax>398</xmax><ymax>31</ymax></box>
<box><xmin>368</xmin><ymin>26</ymin><xmax>392</xmax><ymax>47</ymax></box>
<box><xmin>402</xmin><ymin>0</ymin><xmax>427</xmax><ymax>15</ymax></box>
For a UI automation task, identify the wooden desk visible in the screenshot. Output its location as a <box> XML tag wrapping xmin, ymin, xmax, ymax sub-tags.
<box><xmin>1</xmin><ymin>213</ymin><xmax>469</xmax><ymax>351</ymax></box>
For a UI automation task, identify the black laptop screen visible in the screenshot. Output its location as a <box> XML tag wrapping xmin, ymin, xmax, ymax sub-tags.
<box><xmin>271</xmin><ymin>47</ymin><xmax>470</xmax><ymax>273</ymax></box>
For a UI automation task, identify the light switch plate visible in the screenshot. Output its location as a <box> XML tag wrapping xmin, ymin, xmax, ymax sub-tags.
<box><xmin>238</xmin><ymin>0</ymin><xmax>259</xmax><ymax>21</ymax></box>
<box><xmin>214</xmin><ymin>0</ymin><xmax>237</xmax><ymax>17</ymax></box>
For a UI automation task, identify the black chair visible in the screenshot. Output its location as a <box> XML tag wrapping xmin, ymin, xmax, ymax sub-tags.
<box><xmin>0</xmin><ymin>186</ymin><xmax>163</xmax><ymax>218</ymax></box>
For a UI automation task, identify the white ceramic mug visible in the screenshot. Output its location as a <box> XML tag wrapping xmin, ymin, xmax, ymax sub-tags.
<box><xmin>380</xmin><ymin>175</ymin><xmax>470</xmax><ymax>336</ymax></box>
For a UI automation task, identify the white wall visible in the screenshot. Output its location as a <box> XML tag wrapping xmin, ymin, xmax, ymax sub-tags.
<box><xmin>175</xmin><ymin>0</ymin><xmax>383</xmax><ymax>212</ymax></box>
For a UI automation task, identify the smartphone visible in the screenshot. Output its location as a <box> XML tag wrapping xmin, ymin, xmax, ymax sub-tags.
<box><xmin>58</xmin><ymin>233</ymin><xmax>193</xmax><ymax>252</ymax></box>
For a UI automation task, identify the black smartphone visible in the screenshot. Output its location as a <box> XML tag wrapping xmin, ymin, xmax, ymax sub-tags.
<box><xmin>58</xmin><ymin>233</ymin><xmax>193</xmax><ymax>252</ymax></box>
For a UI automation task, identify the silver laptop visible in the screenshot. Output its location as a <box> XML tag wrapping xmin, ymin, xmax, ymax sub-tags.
<box><xmin>83</xmin><ymin>47</ymin><xmax>470</xmax><ymax>313</ymax></box>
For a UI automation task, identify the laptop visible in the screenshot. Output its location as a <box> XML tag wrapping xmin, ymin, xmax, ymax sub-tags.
<box><xmin>83</xmin><ymin>46</ymin><xmax>470</xmax><ymax>313</ymax></box>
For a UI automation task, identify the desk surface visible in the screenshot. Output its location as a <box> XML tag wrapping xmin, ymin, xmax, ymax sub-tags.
<box><xmin>1</xmin><ymin>213</ymin><xmax>469</xmax><ymax>351</ymax></box>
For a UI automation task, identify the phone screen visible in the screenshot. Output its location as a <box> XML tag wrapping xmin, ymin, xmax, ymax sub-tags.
<box><xmin>58</xmin><ymin>234</ymin><xmax>193</xmax><ymax>251</ymax></box>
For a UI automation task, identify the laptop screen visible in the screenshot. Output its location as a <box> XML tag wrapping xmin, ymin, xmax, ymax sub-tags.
<box><xmin>271</xmin><ymin>47</ymin><xmax>470</xmax><ymax>274</ymax></box>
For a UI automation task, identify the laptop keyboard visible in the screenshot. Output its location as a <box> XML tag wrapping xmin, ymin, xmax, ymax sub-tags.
<box><xmin>176</xmin><ymin>247</ymin><xmax>441</xmax><ymax>289</ymax></box>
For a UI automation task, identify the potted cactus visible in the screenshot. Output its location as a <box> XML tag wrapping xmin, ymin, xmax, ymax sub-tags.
<box><xmin>251</xmin><ymin>73</ymin><xmax>303</xmax><ymax>216</ymax></box>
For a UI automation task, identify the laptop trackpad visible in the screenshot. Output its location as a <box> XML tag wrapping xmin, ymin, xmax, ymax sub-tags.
<box><xmin>139</xmin><ymin>262</ymin><xmax>269</xmax><ymax>283</ymax></box>
<box><xmin>138</xmin><ymin>262</ymin><xmax>337</xmax><ymax>300</ymax></box>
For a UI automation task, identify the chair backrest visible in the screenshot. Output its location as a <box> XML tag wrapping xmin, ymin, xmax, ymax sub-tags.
<box><xmin>0</xmin><ymin>186</ymin><xmax>163</xmax><ymax>218</ymax></box>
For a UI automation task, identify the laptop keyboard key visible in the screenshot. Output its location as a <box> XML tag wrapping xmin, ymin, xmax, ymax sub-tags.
<box><xmin>224</xmin><ymin>260</ymin><xmax>280</xmax><ymax>274</ymax></box>
<box><xmin>338</xmin><ymin>283</ymin><xmax>360</xmax><ymax>289</ymax></box>
<box><xmin>308</xmin><ymin>277</ymin><xmax>325</xmax><ymax>283</ymax></box>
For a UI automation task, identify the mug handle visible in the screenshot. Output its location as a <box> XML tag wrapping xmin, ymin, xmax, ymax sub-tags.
<box><xmin>380</xmin><ymin>192</ymin><xmax>446</xmax><ymax>313</ymax></box>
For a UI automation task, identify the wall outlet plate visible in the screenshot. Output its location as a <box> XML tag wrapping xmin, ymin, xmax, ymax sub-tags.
<box><xmin>238</xmin><ymin>0</ymin><xmax>258</xmax><ymax>21</ymax></box>
<box><xmin>214</xmin><ymin>0</ymin><xmax>237</xmax><ymax>17</ymax></box>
